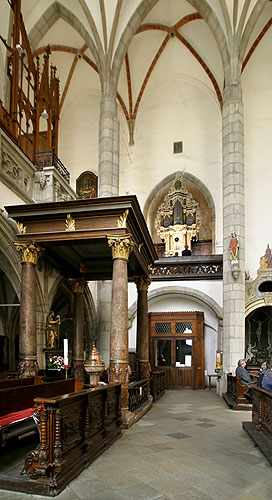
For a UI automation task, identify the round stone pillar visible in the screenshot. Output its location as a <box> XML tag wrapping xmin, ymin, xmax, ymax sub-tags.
<box><xmin>15</xmin><ymin>242</ymin><xmax>44</xmax><ymax>377</ymax></box>
<box><xmin>221</xmin><ymin>81</ymin><xmax>245</xmax><ymax>392</ymax></box>
<box><xmin>69</xmin><ymin>279</ymin><xmax>87</xmax><ymax>380</ymax></box>
<box><xmin>107</xmin><ymin>235</ymin><xmax>133</xmax><ymax>409</ymax></box>
<box><xmin>135</xmin><ymin>277</ymin><xmax>151</xmax><ymax>379</ymax></box>
<box><xmin>98</xmin><ymin>96</ymin><xmax>119</xmax><ymax>197</ymax></box>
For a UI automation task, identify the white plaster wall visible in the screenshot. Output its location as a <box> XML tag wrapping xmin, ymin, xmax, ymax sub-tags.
<box><xmin>243</xmin><ymin>29</ymin><xmax>272</xmax><ymax>279</ymax></box>
<box><xmin>119</xmin><ymin>70</ymin><xmax>223</xmax><ymax>251</ymax></box>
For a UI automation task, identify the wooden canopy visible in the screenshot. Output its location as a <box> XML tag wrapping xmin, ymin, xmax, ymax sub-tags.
<box><xmin>5</xmin><ymin>196</ymin><xmax>157</xmax><ymax>280</ymax></box>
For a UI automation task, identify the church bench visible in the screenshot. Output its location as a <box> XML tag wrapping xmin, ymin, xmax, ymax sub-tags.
<box><xmin>242</xmin><ymin>386</ymin><xmax>272</xmax><ymax>465</ymax></box>
<box><xmin>0</xmin><ymin>375</ymin><xmax>43</xmax><ymax>389</ymax></box>
<box><xmin>3</xmin><ymin>383</ymin><xmax>122</xmax><ymax>497</ymax></box>
<box><xmin>0</xmin><ymin>378</ymin><xmax>81</xmax><ymax>448</ymax></box>
<box><xmin>223</xmin><ymin>373</ymin><xmax>252</xmax><ymax>410</ymax></box>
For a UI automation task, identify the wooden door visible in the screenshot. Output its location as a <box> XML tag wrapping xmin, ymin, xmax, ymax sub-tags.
<box><xmin>149</xmin><ymin>312</ymin><xmax>204</xmax><ymax>389</ymax></box>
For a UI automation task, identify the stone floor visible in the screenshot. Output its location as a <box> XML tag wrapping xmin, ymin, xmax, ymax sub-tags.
<box><xmin>0</xmin><ymin>389</ymin><xmax>271</xmax><ymax>500</ymax></box>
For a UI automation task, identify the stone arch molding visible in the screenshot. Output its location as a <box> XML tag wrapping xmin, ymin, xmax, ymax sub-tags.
<box><xmin>128</xmin><ymin>285</ymin><xmax>223</xmax><ymax>329</ymax></box>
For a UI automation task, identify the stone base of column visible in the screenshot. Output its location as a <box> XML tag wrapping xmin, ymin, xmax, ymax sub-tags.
<box><xmin>121</xmin><ymin>395</ymin><xmax>153</xmax><ymax>429</ymax></box>
<box><xmin>18</xmin><ymin>357</ymin><xmax>39</xmax><ymax>377</ymax></box>
<box><xmin>138</xmin><ymin>360</ymin><xmax>150</xmax><ymax>379</ymax></box>
<box><xmin>72</xmin><ymin>359</ymin><xmax>85</xmax><ymax>380</ymax></box>
<box><xmin>108</xmin><ymin>362</ymin><xmax>131</xmax><ymax>409</ymax></box>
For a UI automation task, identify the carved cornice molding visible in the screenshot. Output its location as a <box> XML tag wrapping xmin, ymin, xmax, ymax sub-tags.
<box><xmin>14</xmin><ymin>242</ymin><xmax>45</xmax><ymax>264</ymax></box>
<box><xmin>107</xmin><ymin>235</ymin><xmax>134</xmax><ymax>261</ymax></box>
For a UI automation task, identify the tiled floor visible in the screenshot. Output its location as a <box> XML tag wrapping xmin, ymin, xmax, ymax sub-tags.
<box><xmin>1</xmin><ymin>389</ymin><xmax>271</xmax><ymax>500</ymax></box>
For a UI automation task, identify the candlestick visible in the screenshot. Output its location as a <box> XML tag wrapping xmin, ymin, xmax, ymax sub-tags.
<box><xmin>64</xmin><ymin>338</ymin><xmax>68</xmax><ymax>370</ymax></box>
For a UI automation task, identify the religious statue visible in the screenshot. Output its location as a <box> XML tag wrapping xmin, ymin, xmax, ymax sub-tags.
<box><xmin>46</xmin><ymin>311</ymin><xmax>60</xmax><ymax>349</ymax></box>
<box><xmin>245</xmin><ymin>343</ymin><xmax>256</xmax><ymax>363</ymax></box>
<box><xmin>229</xmin><ymin>231</ymin><xmax>239</xmax><ymax>261</ymax></box>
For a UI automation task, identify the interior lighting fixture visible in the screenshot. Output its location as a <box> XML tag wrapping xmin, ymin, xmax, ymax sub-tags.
<box><xmin>15</xmin><ymin>43</ymin><xmax>24</xmax><ymax>55</ymax></box>
<box><xmin>41</xmin><ymin>108</ymin><xmax>49</xmax><ymax>120</ymax></box>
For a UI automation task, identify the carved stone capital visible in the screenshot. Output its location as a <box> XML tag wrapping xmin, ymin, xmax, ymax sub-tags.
<box><xmin>107</xmin><ymin>235</ymin><xmax>133</xmax><ymax>261</ymax></box>
<box><xmin>134</xmin><ymin>277</ymin><xmax>151</xmax><ymax>292</ymax></box>
<box><xmin>18</xmin><ymin>358</ymin><xmax>39</xmax><ymax>377</ymax></box>
<box><xmin>69</xmin><ymin>278</ymin><xmax>87</xmax><ymax>294</ymax></box>
<box><xmin>14</xmin><ymin>242</ymin><xmax>45</xmax><ymax>264</ymax></box>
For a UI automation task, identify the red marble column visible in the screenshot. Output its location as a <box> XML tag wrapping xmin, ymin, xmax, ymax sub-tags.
<box><xmin>135</xmin><ymin>277</ymin><xmax>151</xmax><ymax>379</ymax></box>
<box><xmin>69</xmin><ymin>279</ymin><xmax>87</xmax><ymax>380</ymax></box>
<box><xmin>107</xmin><ymin>235</ymin><xmax>133</xmax><ymax>409</ymax></box>
<box><xmin>15</xmin><ymin>242</ymin><xmax>44</xmax><ymax>377</ymax></box>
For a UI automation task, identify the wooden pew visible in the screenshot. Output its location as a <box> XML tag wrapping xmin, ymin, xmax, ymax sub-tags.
<box><xmin>223</xmin><ymin>373</ymin><xmax>252</xmax><ymax>410</ymax></box>
<box><xmin>0</xmin><ymin>376</ymin><xmax>43</xmax><ymax>389</ymax></box>
<box><xmin>0</xmin><ymin>383</ymin><xmax>122</xmax><ymax>497</ymax></box>
<box><xmin>242</xmin><ymin>385</ymin><xmax>272</xmax><ymax>465</ymax></box>
<box><xmin>0</xmin><ymin>378</ymin><xmax>81</xmax><ymax>448</ymax></box>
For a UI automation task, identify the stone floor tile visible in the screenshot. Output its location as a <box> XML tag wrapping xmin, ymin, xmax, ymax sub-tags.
<box><xmin>69</xmin><ymin>478</ymin><xmax>115</xmax><ymax>499</ymax></box>
<box><xmin>193</xmin><ymin>477</ymin><xmax>242</xmax><ymax>499</ymax></box>
<box><xmin>118</xmin><ymin>483</ymin><xmax>165</xmax><ymax>500</ymax></box>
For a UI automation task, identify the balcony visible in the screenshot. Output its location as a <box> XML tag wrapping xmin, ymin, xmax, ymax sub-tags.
<box><xmin>150</xmin><ymin>254</ymin><xmax>223</xmax><ymax>281</ymax></box>
<box><xmin>35</xmin><ymin>149</ymin><xmax>70</xmax><ymax>184</ymax></box>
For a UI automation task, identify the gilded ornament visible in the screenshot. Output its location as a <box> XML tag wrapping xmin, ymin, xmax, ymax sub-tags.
<box><xmin>68</xmin><ymin>278</ymin><xmax>87</xmax><ymax>294</ymax></box>
<box><xmin>14</xmin><ymin>242</ymin><xmax>44</xmax><ymax>263</ymax></box>
<box><xmin>107</xmin><ymin>235</ymin><xmax>133</xmax><ymax>260</ymax></box>
<box><xmin>117</xmin><ymin>209</ymin><xmax>129</xmax><ymax>228</ymax></box>
<box><xmin>65</xmin><ymin>214</ymin><xmax>76</xmax><ymax>231</ymax></box>
<box><xmin>15</xmin><ymin>220</ymin><xmax>27</xmax><ymax>234</ymax></box>
<box><xmin>135</xmin><ymin>277</ymin><xmax>151</xmax><ymax>291</ymax></box>
<box><xmin>138</xmin><ymin>242</ymin><xmax>143</xmax><ymax>252</ymax></box>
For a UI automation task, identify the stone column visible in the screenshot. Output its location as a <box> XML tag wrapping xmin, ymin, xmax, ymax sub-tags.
<box><xmin>14</xmin><ymin>242</ymin><xmax>44</xmax><ymax>377</ymax></box>
<box><xmin>107</xmin><ymin>235</ymin><xmax>133</xmax><ymax>409</ymax></box>
<box><xmin>97</xmin><ymin>95</ymin><xmax>119</xmax><ymax>366</ymax></box>
<box><xmin>221</xmin><ymin>81</ymin><xmax>245</xmax><ymax>391</ymax></box>
<box><xmin>69</xmin><ymin>278</ymin><xmax>87</xmax><ymax>380</ymax></box>
<box><xmin>98</xmin><ymin>95</ymin><xmax>119</xmax><ymax>197</ymax></box>
<box><xmin>135</xmin><ymin>277</ymin><xmax>151</xmax><ymax>379</ymax></box>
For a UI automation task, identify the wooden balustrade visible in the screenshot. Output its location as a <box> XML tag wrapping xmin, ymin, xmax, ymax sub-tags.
<box><xmin>128</xmin><ymin>378</ymin><xmax>149</xmax><ymax>412</ymax></box>
<box><xmin>243</xmin><ymin>385</ymin><xmax>272</xmax><ymax>465</ymax></box>
<box><xmin>150</xmin><ymin>370</ymin><xmax>166</xmax><ymax>402</ymax></box>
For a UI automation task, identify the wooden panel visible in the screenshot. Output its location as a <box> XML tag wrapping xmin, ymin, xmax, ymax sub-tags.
<box><xmin>174</xmin><ymin>368</ymin><xmax>192</xmax><ymax>388</ymax></box>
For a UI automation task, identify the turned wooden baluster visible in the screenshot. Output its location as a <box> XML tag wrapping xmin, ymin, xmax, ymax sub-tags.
<box><xmin>39</xmin><ymin>405</ymin><xmax>48</xmax><ymax>466</ymax></box>
<box><xmin>53</xmin><ymin>409</ymin><xmax>62</xmax><ymax>464</ymax></box>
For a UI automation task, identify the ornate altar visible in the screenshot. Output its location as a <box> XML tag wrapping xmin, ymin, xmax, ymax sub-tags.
<box><xmin>154</xmin><ymin>174</ymin><xmax>201</xmax><ymax>257</ymax></box>
<box><xmin>245</xmin><ymin>244</ymin><xmax>272</xmax><ymax>367</ymax></box>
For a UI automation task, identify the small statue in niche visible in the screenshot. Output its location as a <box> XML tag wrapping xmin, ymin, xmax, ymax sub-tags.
<box><xmin>245</xmin><ymin>342</ymin><xmax>256</xmax><ymax>363</ymax></box>
<box><xmin>229</xmin><ymin>231</ymin><xmax>239</xmax><ymax>261</ymax></box>
<box><xmin>46</xmin><ymin>311</ymin><xmax>60</xmax><ymax>349</ymax></box>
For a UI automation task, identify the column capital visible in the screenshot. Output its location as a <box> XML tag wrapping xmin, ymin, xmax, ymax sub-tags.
<box><xmin>14</xmin><ymin>241</ymin><xmax>44</xmax><ymax>264</ymax></box>
<box><xmin>68</xmin><ymin>278</ymin><xmax>87</xmax><ymax>294</ymax></box>
<box><xmin>107</xmin><ymin>235</ymin><xmax>133</xmax><ymax>261</ymax></box>
<box><xmin>134</xmin><ymin>277</ymin><xmax>151</xmax><ymax>292</ymax></box>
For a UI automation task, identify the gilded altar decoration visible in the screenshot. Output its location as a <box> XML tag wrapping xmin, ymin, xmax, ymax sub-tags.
<box><xmin>15</xmin><ymin>220</ymin><xmax>27</xmax><ymax>234</ymax></box>
<box><xmin>155</xmin><ymin>174</ymin><xmax>201</xmax><ymax>257</ymax></box>
<box><xmin>107</xmin><ymin>235</ymin><xmax>134</xmax><ymax>260</ymax></box>
<box><xmin>117</xmin><ymin>209</ymin><xmax>129</xmax><ymax>228</ymax></box>
<box><xmin>14</xmin><ymin>242</ymin><xmax>44</xmax><ymax>264</ymax></box>
<box><xmin>46</xmin><ymin>311</ymin><xmax>60</xmax><ymax>349</ymax></box>
<box><xmin>246</xmin><ymin>244</ymin><xmax>272</xmax><ymax>311</ymax></box>
<box><xmin>65</xmin><ymin>214</ymin><xmax>76</xmax><ymax>231</ymax></box>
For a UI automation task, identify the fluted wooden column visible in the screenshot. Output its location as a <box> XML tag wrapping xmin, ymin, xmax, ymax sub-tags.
<box><xmin>135</xmin><ymin>277</ymin><xmax>151</xmax><ymax>379</ymax></box>
<box><xmin>69</xmin><ymin>278</ymin><xmax>87</xmax><ymax>380</ymax></box>
<box><xmin>107</xmin><ymin>235</ymin><xmax>133</xmax><ymax>409</ymax></box>
<box><xmin>15</xmin><ymin>242</ymin><xmax>44</xmax><ymax>377</ymax></box>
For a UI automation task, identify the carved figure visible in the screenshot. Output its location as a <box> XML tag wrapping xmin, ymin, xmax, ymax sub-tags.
<box><xmin>46</xmin><ymin>311</ymin><xmax>60</xmax><ymax>349</ymax></box>
<box><xmin>245</xmin><ymin>343</ymin><xmax>256</xmax><ymax>363</ymax></box>
<box><xmin>229</xmin><ymin>231</ymin><xmax>239</xmax><ymax>260</ymax></box>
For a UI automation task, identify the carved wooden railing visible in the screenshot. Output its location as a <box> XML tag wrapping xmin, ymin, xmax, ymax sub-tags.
<box><xmin>22</xmin><ymin>383</ymin><xmax>121</xmax><ymax>497</ymax></box>
<box><xmin>252</xmin><ymin>385</ymin><xmax>272</xmax><ymax>440</ymax></box>
<box><xmin>128</xmin><ymin>378</ymin><xmax>149</xmax><ymax>412</ymax></box>
<box><xmin>150</xmin><ymin>370</ymin><xmax>166</xmax><ymax>402</ymax></box>
<box><xmin>35</xmin><ymin>149</ymin><xmax>70</xmax><ymax>184</ymax></box>
<box><xmin>150</xmin><ymin>255</ymin><xmax>223</xmax><ymax>280</ymax></box>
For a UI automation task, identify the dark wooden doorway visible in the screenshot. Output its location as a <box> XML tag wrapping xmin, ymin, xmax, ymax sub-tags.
<box><xmin>149</xmin><ymin>311</ymin><xmax>204</xmax><ymax>389</ymax></box>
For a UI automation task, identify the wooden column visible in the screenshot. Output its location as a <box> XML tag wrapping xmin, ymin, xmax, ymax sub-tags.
<box><xmin>14</xmin><ymin>242</ymin><xmax>44</xmax><ymax>377</ymax></box>
<box><xmin>69</xmin><ymin>279</ymin><xmax>87</xmax><ymax>380</ymax></box>
<box><xmin>135</xmin><ymin>277</ymin><xmax>151</xmax><ymax>379</ymax></box>
<box><xmin>107</xmin><ymin>235</ymin><xmax>133</xmax><ymax>409</ymax></box>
